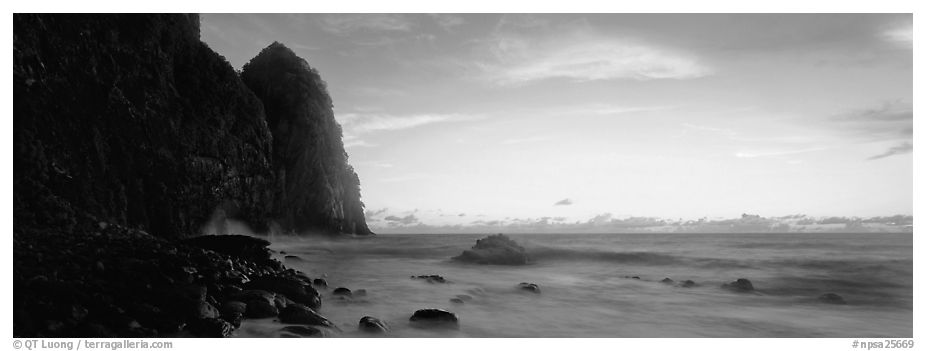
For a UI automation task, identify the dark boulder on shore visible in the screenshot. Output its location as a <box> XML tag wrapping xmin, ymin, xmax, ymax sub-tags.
<box><xmin>244</xmin><ymin>276</ymin><xmax>321</xmax><ymax>310</ymax></box>
<box><xmin>722</xmin><ymin>278</ymin><xmax>755</xmax><ymax>292</ymax></box>
<box><xmin>185</xmin><ymin>235</ymin><xmax>272</xmax><ymax>261</ymax></box>
<box><xmin>409</xmin><ymin>309</ymin><xmax>459</xmax><ymax>329</ymax></box>
<box><xmin>278</xmin><ymin>304</ymin><xmax>336</xmax><ymax>329</ymax></box>
<box><xmin>279</xmin><ymin>325</ymin><xmax>324</xmax><ymax>338</ymax></box>
<box><xmin>332</xmin><ymin>287</ymin><xmax>352</xmax><ymax>297</ymax></box>
<box><xmin>452</xmin><ymin>234</ymin><xmax>531</xmax><ymax>265</ymax></box>
<box><xmin>358</xmin><ymin>316</ymin><xmax>389</xmax><ymax>334</ymax></box>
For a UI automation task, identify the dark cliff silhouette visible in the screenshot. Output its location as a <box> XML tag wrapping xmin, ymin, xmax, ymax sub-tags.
<box><xmin>13</xmin><ymin>14</ymin><xmax>371</xmax><ymax>237</ymax></box>
<box><xmin>242</xmin><ymin>43</ymin><xmax>372</xmax><ymax>235</ymax></box>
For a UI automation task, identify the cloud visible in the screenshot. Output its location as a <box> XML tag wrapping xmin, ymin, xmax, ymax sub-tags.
<box><xmin>384</xmin><ymin>214</ymin><xmax>419</xmax><ymax>225</ymax></box>
<box><xmin>476</xmin><ymin>22</ymin><xmax>712</xmax><ymax>85</ymax></box>
<box><xmin>554</xmin><ymin>198</ymin><xmax>573</xmax><ymax>206</ymax></box>
<box><xmin>317</xmin><ymin>14</ymin><xmax>414</xmax><ymax>35</ymax></box>
<box><xmin>882</xmin><ymin>22</ymin><xmax>912</xmax><ymax>48</ymax></box>
<box><xmin>339</xmin><ymin>113</ymin><xmax>482</xmax><ymax>135</ymax></box>
<box><xmin>868</xmin><ymin>142</ymin><xmax>913</xmax><ymax>160</ymax></box>
<box><xmin>429</xmin><ymin>14</ymin><xmax>465</xmax><ymax>31</ymax></box>
<box><xmin>365</xmin><ymin>208</ymin><xmax>388</xmax><ymax>217</ymax></box>
<box><xmin>734</xmin><ymin>147</ymin><xmax>827</xmax><ymax>159</ymax></box>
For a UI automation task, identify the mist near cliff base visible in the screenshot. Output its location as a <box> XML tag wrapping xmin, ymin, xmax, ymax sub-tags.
<box><xmin>235</xmin><ymin>233</ymin><xmax>911</xmax><ymax>337</ymax></box>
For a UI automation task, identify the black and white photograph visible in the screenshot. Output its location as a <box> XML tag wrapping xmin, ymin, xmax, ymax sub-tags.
<box><xmin>8</xmin><ymin>4</ymin><xmax>918</xmax><ymax>346</ymax></box>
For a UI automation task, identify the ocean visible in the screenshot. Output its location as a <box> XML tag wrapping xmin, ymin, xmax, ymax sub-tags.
<box><xmin>235</xmin><ymin>233</ymin><xmax>912</xmax><ymax>338</ymax></box>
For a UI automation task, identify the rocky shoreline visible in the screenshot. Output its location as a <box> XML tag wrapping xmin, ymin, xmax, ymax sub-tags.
<box><xmin>13</xmin><ymin>213</ymin><xmax>354</xmax><ymax>338</ymax></box>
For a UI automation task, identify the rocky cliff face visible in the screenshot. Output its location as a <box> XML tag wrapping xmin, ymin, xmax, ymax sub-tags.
<box><xmin>14</xmin><ymin>14</ymin><xmax>370</xmax><ymax>237</ymax></box>
<box><xmin>241</xmin><ymin>43</ymin><xmax>372</xmax><ymax>235</ymax></box>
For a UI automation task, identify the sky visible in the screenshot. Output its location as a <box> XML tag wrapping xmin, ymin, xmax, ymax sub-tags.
<box><xmin>200</xmin><ymin>14</ymin><xmax>913</xmax><ymax>233</ymax></box>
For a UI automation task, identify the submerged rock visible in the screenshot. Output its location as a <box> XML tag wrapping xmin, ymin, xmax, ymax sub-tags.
<box><xmin>354</xmin><ymin>289</ymin><xmax>367</xmax><ymax>297</ymax></box>
<box><xmin>722</xmin><ymin>278</ymin><xmax>755</xmax><ymax>292</ymax></box>
<box><xmin>518</xmin><ymin>282</ymin><xmax>541</xmax><ymax>294</ymax></box>
<box><xmin>409</xmin><ymin>309</ymin><xmax>459</xmax><ymax>329</ymax></box>
<box><xmin>449</xmin><ymin>298</ymin><xmax>465</xmax><ymax>304</ymax></box>
<box><xmin>279</xmin><ymin>325</ymin><xmax>323</xmax><ymax>337</ymax></box>
<box><xmin>679</xmin><ymin>280</ymin><xmax>698</xmax><ymax>288</ymax></box>
<box><xmin>358</xmin><ymin>316</ymin><xmax>389</xmax><ymax>334</ymax></box>
<box><xmin>660</xmin><ymin>278</ymin><xmax>674</xmax><ymax>284</ymax></box>
<box><xmin>332</xmin><ymin>287</ymin><xmax>352</xmax><ymax>297</ymax></box>
<box><xmin>411</xmin><ymin>275</ymin><xmax>448</xmax><ymax>283</ymax></box>
<box><xmin>818</xmin><ymin>293</ymin><xmax>847</xmax><ymax>305</ymax></box>
<box><xmin>452</xmin><ymin>234</ymin><xmax>530</xmax><ymax>265</ymax></box>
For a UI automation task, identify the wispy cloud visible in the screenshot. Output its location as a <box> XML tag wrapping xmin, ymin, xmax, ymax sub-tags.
<box><xmin>384</xmin><ymin>214</ymin><xmax>419</xmax><ymax>225</ymax></box>
<box><xmin>554</xmin><ymin>198</ymin><xmax>573</xmax><ymax>206</ymax></box>
<box><xmin>735</xmin><ymin>147</ymin><xmax>827</xmax><ymax>159</ymax></box>
<box><xmin>868</xmin><ymin>142</ymin><xmax>912</xmax><ymax>160</ymax></box>
<box><xmin>316</xmin><ymin>14</ymin><xmax>414</xmax><ymax>35</ymax></box>
<box><xmin>476</xmin><ymin>22</ymin><xmax>712</xmax><ymax>85</ymax></box>
<box><xmin>339</xmin><ymin>113</ymin><xmax>482</xmax><ymax>135</ymax></box>
<box><xmin>429</xmin><ymin>14</ymin><xmax>465</xmax><ymax>31</ymax></box>
<box><xmin>882</xmin><ymin>22</ymin><xmax>912</xmax><ymax>48</ymax></box>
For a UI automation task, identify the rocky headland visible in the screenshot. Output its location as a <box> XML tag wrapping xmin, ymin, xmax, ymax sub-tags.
<box><xmin>13</xmin><ymin>13</ymin><xmax>372</xmax><ymax>337</ymax></box>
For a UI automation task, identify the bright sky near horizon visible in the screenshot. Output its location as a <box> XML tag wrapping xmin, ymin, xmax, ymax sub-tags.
<box><xmin>200</xmin><ymin>13</ymin><xmax>912</xmax><ymax>229</ymax></box>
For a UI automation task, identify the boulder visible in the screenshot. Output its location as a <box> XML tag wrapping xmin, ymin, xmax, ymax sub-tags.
<box><xmin>193</xmin><ymin>301</ymin><xmax>220</xmax><ymax>319</ymax></box>
<box><xmin>452</xmin><ymin>234</ymin><xmax>530</xmax><ymax>265</ymax></box>
<box><xmin>244</xmin><ymin>276</ymin><xmax>321</xmax><ymax>309</ymax></box>
<box><xmin>230</xmin><ymin>290</ymin><xmax>275</xmax><ymax>306</ymax></box>
<box><xmin>679</xmin><ymin>280</ymin><xmax>698</xmax><ymax>288</ymax></box>
<box><xmin>722</xmin><ymin>278</ymin><xmax>755</xmax><ymax>292</ymax></box>
<box><xmin>332</xmin><ymin>287</ymin><xmax>352</xmax><ymax>297</ymax></box>
<box><xmin>245</xmin><ymin>299</ymin><xmax>278</xmax><ymax>318</ymax></box>
<box><xmin>518</xmin><ymin>282</ymin><xmax>541</xmax><ymax>294</ymax></box>
<box><xmin>312</xmin><ymin>278</ymin><xmax>328</xmax><ymax>288</ymax></box>
<box><xmin>220</xmin><ymin>301</ymin><xmax>247</xmax><ymax>317</ymax></box>
<box><xmin>358</xmin><ymin>316</ymin><xmax>389</xmax><ymax>334</ymax></box>
<box><xmin>660</xmin><ymin>278</ymin><xmax>674</xmax><ymax>284</ymax></box>
<box><xmin>411</xmin><ymin>275</ymin><xmax>448</xmax><ymax>283</ymax></box>
<box><xmin>818</xmin><ymin>293</ymin><xmax>847</xmax><ymax>305</ymax></box>
<box><xmin>184</xmin><ymin>235</ymin><xmax>271</xmax><ymax>261</ymax></box>
<box><xmin>278</xmin><ymin>304</ymin><xmax>335</xmax><ymax>328</ymax></box>
<box><xmin>409</xmin><ymin>309</ymin><xmax>459</xmax><ymax>329</ymax></box>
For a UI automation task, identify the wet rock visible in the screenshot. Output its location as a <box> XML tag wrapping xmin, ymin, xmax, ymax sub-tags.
<box><xmin>722</xmin><ymin>278</ymin><xmax>755</xmax><ymax>292</ymax></box>
<box><xmin>409</xmin><ymin>309</ymin><xmax>459</xmax><ymax>329</ymax></box>
<box><xmin>818</xmin><ymin>293</ymin><xmax>847</xmax><ymax>305</ymax></box>
<box><xmin>245</xmin><ymin>299</ymin><xmax>278</xmax><ymax>318</ymax></box>
<box><xmin>284</xmin><ymin>255</ymin><xmax>302</xmax><ymax>261</ymax></box>
<box><xmin>273</xmin><ymin>294</ymin><xmax>293</xmax><ymax>310</ymax></box>
<box><xmin>680</xmin><ymin>280</ymin><xmax>698</xmax><ymax>288</ymax></box>
<box><xmin>455</xmin><ymin>294</ymin><xmax>473</xmax><ymax>301</ymax></box>
<box><xmin>358</xmin><ymin>316</ymin><xmax>388</xmax><ymax>334</ymax></box>
<box><xmin>244</xmin><ymin>276</ymin><xmax>321</xmax><ymax>309</ymax></box>
<box><xmin>452</xmin><ymin>234</ymin><xmax>530</xmax><ymax>265</ymax></box>
<box><xmin>278</xmin><ymin>304</ymin><xmax>335</xmax><ymax>328</ymax></box>
<box><xmin>279</xmin><ymin>325</ymin><xmax>323</xmax><ymax>337</ymax></box>
<box><xmin>312</xmin><ymin>278</ymin><xmax>328</xmax><ymax>288</ymax></box>
<box><xmin>221</xmin><ymin>301</ymin><xmax>247</xmax><ymax>316</ymax></box>
<box><xmin>184</xmin><ymin>235</ymin><xmax>272</xmax><ymax>261</ymax></box>
<box><xmin>332</xmin><ymin>287</ymin><xmax>352</xmax><ymax>297</ymax></box>
<box><xmin>230</xmin><ymin>290</ymin><xmax>275</xmax><ymax>306</ymax></box>
<box><xmin>660</xmin><ymin>278</ymin><xmax>674</xmax><ymax>284</ymax></box>
<box><xmin>518</xmin><ymin>282</ymin><xmax>541</xmax><ymax>294</ymax></box>
<box><xmin>224</xmin><ymin>312</ymin><xmax>243</xmax><ymax>328</ymax></box>
<box><xmin>194</xmin><ymin>301</ymin><xmax>220</xmax><ymax>319</ymax></box>
<box><xmin>411</xmin><ymin>275</ymin><xmax>448</xmax><ymax>283</ymax></box>
<box><xmin>449</xmin><ymin>298</ymin><xmax>465</xmax><ymax>304</ymax></box>
<box><xmin>187</xmin><ymin>318</ymin><xmax>233</xmax><ymax>338</ymax></box>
